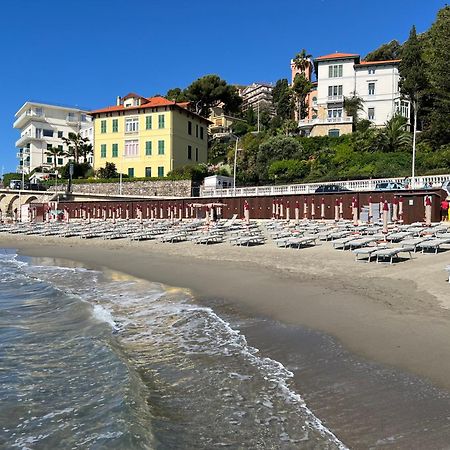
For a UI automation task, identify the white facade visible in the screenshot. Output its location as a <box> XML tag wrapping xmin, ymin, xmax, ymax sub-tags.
<box><xmin>300</xmin><ymin>53</ymin><xmax>409</xmax><ymax>136</ymax></box>
<box><xmin>13</xmin><ymin>102</ymin><xmax>93</xmax><ymax>174</ymax></box>
<box><xmin>240</xmin><ymin>83</ymin><xmax>274</xmax><ymax>114</ymax></box>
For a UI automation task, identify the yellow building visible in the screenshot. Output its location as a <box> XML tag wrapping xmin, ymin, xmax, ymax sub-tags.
<box><xmin>91</xmin><ymin>93</ymin><xmax>210</xmax><ymax>178</ymax></box>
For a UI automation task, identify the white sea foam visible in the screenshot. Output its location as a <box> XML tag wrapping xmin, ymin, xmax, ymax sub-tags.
<box><xmin>92</xmin><ymin>304</ymin><xmax>118</xmax><ymax>330</ymax></box>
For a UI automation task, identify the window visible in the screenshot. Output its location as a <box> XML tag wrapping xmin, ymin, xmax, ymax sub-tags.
<box><xmin>158</xmin><ymin>140</ymin><xmax>164</xmax><ymax>155</ymax></box>
<box><xmin>368</xmin><ymin>107</ymin><xmax>375</xmax><ymax>120</ymax></box>
<box><xmin>101</xmin><ymin>120</ymin><xmax>107</xmax><ymax>133</ymax></box>
<box><xmin>81</xmin><ymin>114</ymin><xmax>87</xmax><ymax>122</ymax></box>
<box><xmin>368</xmin><ymin>82</ymin><xmax>375</xmax><ymax>95</ymax></box>
<box><xmin>100</xmin><ymin>144</ymin><xmax>107</xmax><ymax>158</ymax></box>
<box><xmin>200</xmin><ymin>126</ymin><xmax>204</xmax><ymax>140</ymax></box>
<box><xmin>158</xmin><ymin>166</ymin><xmax>164</xmax><ymax>177</ymax></box>
<box><xmin>195</xmin><ymin>147</ymin><xmax>199</xmax><ymax>162</ymax></box>
<box><xmin>145</xmin><ymin>167</ymin><xmax>152</xmax><ymax>177</ymax></box>
<box><xmin>188</xmin><ymin>121</ymin><xmax>192</xmax><ymax>135</ymax></box>
<box><xmin>145</xmin><ymin>141</ymin><xmax>152</xmax><ymax>155</ymax></box>
<box><xmin>312</xmin><ymin>96</ymin><xmax>317</xmax><ymax>105</ymax></box>
<box><xmin>328</xmin><ymin>129</ymin><xmax>340</xmax><ymax>137</ymax></box>
<box><xmin>57</xmin><ymin>158</ymin><xmax>64</xmax><ymax>165</ymax></box>
<box><xmin>57</xmin><ymin>131</ymin><xmax>63</xmax><ymax>138</ymax></box>
<box><xmin>187</xmin><ymin>145</ymin><xmax>192</xmax><ymax>160</ymax></box>
<box><xmin>124</xmin><ymin>140</ymin><xmax>139</xmax><ymax>156</ymax></box>
<box><xmin>195</xmin><ymin>124</ymin><xmax>199</xmax><ymax>138</ymax></box>
<box><xmin>128</xmin><ymin>168</ymin><xmax>134</xmax><ymax>178</ymax></box>
<box><xmin>46</xmin><ymin>156</ymin><xmax>53</xmax><ymax>164</ymax></box>
<box><xmin>47</xmin><ymin>143</ymin><xmax>52</xmax><ymax>150</ymax></box>
<box><xmin>146</xmin><ymin>115</ymin><xmax>152</xmax><ymax>130</ymax></box>
<box><xmin>328</xmin><ymin>64</ymin><xmax>343</xmax><ymax>78</ymax></box>
<box><xmin>327</xmin><ymin>108</ymin><xmax>343</xmax><ymax>120</ymax></box>
<box><xmin>395</xmin><ymin>99</ymin><xmax>410</xmax><ymax>118</ymax></box>
<box><xmin>112</xmin><ymin>143</ymin><xmax>118</xmax><ymax>157</ymax></box>
<box><xmin>58</xmin><ymin>145</ymin><xmax>63</xmax><ymax>152</ymax></box>
<box><xmin>368</xmin><ymin>68</ymin><xmax>376</xmax><ymax>75</ymax></box>
<box><xmin>43</xmin><ymin>129</ymin><xmax>53</xmax><ymax>137</ymax></box>
<box><xmin>112</xmin><ymin>119</ymin><xmax>118</xmax><ymax>132</ymax></box>
<box><xmin>158</xmin><ymin>114</ymin><xmax>165</xmax><ymax>129</ymax></box>
<box><xmin>125</xmin><ymin>117</ymin><xmax>139</xmax><ymax>133</ymax></box>
<box><xmin>328</xmin><ymin>85</ymin><xmax>343</xmax><ymax>98</ymax></box>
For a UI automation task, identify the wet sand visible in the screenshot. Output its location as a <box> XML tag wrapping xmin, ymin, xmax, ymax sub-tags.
<box><xmin>2</xmin><ymin>231</ymin><xmax>450</xmax><ymax>447</ymax></box>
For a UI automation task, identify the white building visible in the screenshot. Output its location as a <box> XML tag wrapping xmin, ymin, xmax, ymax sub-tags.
<box><xmin>299</xmin><ymin>52</ymin><xmax>409</xmax><ymax>137</ymax></box>
<box><xmin>13</xmin><ymin>101</ymin><xmax>93</xmax><ymax>174</ymax></box>
<box><xmin>240</xmin><ymin>83</ymin><xmax>274</xmax><ymax>114</ymax></box>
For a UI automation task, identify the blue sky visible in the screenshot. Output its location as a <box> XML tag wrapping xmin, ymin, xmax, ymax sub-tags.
<box><xmin>0</xmin><ymin>0</ymin><xmax>446</xmax><ymax>174</ymax></box>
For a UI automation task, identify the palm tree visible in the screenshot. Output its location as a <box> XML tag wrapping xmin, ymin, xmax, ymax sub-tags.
<box><xmin>292</xmin><ymin>49</ymin><xmax>312</xmax><ymax>73</ymax></box>
<box><xmin>378</xmin><ymin>115</ymin><xmax>412</xmax><ymax>152</ymax></box>
<box><xmin>343</xmin><ymin>94</ymin><xmax>364</xmax><ymax>131</ymax></box>
<box><xmin>62</xmin><ymin>132</ymin><xmax>92</xmax><ymax>163</ymax></box>
<box><xmin>45</xmin><ymin>146</ymin><xmax>64</xmax><ymax>170</ymax></box>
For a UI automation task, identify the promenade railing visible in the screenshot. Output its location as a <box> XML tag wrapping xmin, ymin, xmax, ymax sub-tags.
<box><xmin>200</xmin><ymin>174</ymin><xmax>450</xmax><ymax>198</ymax></box>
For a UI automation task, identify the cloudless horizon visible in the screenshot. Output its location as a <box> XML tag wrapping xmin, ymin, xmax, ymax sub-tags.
<box><xmin>0</xmin><ymin>0</ymin><xmax>446</xmax><ymax>174</ymax></box>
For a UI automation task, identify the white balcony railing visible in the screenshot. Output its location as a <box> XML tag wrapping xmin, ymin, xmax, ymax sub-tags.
<box><xmin>327</xmin><ymin>95</ymin><xmax>343</xmax><ymax>102</ymax></box>
<box><xmin>298</xmin><ymin>116</ymin><xmax>353</xmax><ymax>127</ymax></box>
<box><xmin>201</xmin><ymin>174</ymin><xmax>450</xmax><ymax>198</ymax></box>
<box><xmin>13</xmin><ymin>109</ymin><xmax>45</xmax><ymax>128</ymax></box>
<box><xmin>66</xmin><ymin>115</ymin><xmax>78</xmax><ymax>123</ymax></box>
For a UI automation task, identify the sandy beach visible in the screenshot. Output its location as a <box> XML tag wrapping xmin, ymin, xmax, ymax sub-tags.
<box><xmin>2</xmin><ymin>229</ymin><xmax>450</xmax><ymax>447</ymax></box>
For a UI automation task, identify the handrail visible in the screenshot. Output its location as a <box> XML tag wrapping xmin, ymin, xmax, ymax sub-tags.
<box><xmin>201</xmin><ymin>174</ymin><xmax>450</xmax><ymax>197</ymax></box>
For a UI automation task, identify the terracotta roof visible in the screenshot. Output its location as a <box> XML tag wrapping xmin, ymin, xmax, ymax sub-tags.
<box><xmin>356</xmin><ymin>59</ymin><xmax>401</xmax><ymax>66</ymax></box>
<box><xmin>90</xmin><ymin>96</ymin><xmax>211</xmax><ymax>123</ymax></box>
<box><xmin>315</xmin><ymin>52</ymin><xmax>359</xmax><ymax>61</ymax></box>
<box><xmin>122</xmin><ymin>92</ymin><xmax>146</xmax><ymax>100</ymax></box>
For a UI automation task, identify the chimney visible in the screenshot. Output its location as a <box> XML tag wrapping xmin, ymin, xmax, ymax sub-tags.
<box><xmin>116</xmin><ymin>96</ymin><xmax>122</xmax><ymax>106</ymax></box>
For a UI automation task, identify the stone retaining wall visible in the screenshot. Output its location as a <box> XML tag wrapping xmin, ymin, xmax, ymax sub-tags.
<box><xmin>50</xmin><ymin>180</ymin><xmax>192</xmax><ymax>197</ymax></box>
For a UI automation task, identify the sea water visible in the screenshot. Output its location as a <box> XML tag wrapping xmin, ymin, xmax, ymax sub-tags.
<box><xmin>0</xmin><ymin>249</ymin><xmax>347</xmax><ymax>449</ymax></box>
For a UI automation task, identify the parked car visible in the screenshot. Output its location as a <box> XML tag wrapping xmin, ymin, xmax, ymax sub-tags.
<box><xmin>315</xmin><ymin>184</ymin><xmax>351</xmax><ymax>193</ymax></box>
<box><xmin>375</xmin><ymin>182</ymin><xmax>404</xmax><ymax>190</ymax></box>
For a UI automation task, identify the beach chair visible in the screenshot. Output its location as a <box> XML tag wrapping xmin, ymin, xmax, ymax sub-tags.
<box><xmin>417</xmin><ymin>238</ymin><xmax>450</xmax><ymax>254</ymax></box>
<box><xmin>372</xmin><ymin>246</ymin><xmax>415</xmax><ymax>264</ymax></box>
<box><xmin>287</xmin><ymin>236</ymin><xmax>317</xmax><ymax>249</ymax></box>
<box><xmin>332</xmin><ymin>235</ymin><xmax>360</xmax><ymax>250</ymax></box>
<box><xmin>352</xmin><ymin>244</ymin><xmax>387</xmax><ymax>262</ymax></box>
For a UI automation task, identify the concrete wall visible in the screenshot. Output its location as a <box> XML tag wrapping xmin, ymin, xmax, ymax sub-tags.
<box><xmin>49</xmin><ymin>179</ymin><xmax>192</xmax><ymax>197</ymax></box>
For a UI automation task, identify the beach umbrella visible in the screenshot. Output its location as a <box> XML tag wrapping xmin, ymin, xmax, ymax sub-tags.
<box><xmin>294</xmin><ymin>200</ymin><xmax>300</xmax><ymax>224</ymax></box>
<box><xmin>368</xmin><ymin>196</ymin><xmax>373</xmax><ymax>223</ymax></box>
<box><xmin>339</xmin><ymin>198</ymin><xmax>343</xmax><ymax>219</ymax></box>
<box><xmin>275</xmin><ymin>199</ymin><xmax>280</xmax><ymax>219</ymax></box>
<box><xmin>379</xmin><ymin>196</ymin><xmax>384</xmax><ymax>221</ymax></box>
<box><xmin>382</xmin><ymin>200</ymin><xmax>389</xmax><ymax>235</ymax></box>
<box><xmin>126</xmin><ymin>204</ymin><xmax>130</xmax><ymax>221</ymax></box>
<box><xmin>392</xmin><ymin>197</ymin><xmax>398</xmax><ymax>222</ymax></box>
<box><xmin>303</xmin><ymin>198</ymin><xmax>308</xmax><ymax>219</ymax></box>
<box><xmin>87</xmin><ymin>208</ymin><xmax>91</xmax><ymax>224</ymax></box>
<box><xmin>311</xmin><ymin>198</ymin><xmax>315</xmax><ymax>219</ymax></box>
<box><xmin>352</xmin><ymin>197</ymin><xmax>358</xmax><ymax>226</ymax></box>
<box><xmin>399</xmin><ymin>197</ymin><xmax>403</xmax><ymax>223</ymax></box>
<box><xmin>279</xmin><ymin>200</ymin><xmax>284</xmax><ymax>219</ymax></box>
<box><xmin>243</xmin><ymin>200</ymin><xmax>250</xmax><ymax>223</ymax></box>
<box><xmin>425</xmin><ymin>196</ymin><xmax>432</xmax><ymax>226</ymax></box>
<box><xmin>102</xmin><ymin>206</ymin><xmax>106</xmax><ymax>221</ymax></box>
<box><xmin>159</xmin><ymin>204</ymin><xmax>164</xmax><ymax>219</ymax></box>
<box><xmin>334</xmin><ymin>198</ymin><xmax>339</xmax><ymax>221</ymax></box>
<box><xmin>320</xmin><ymin>197</ymin><xmax>325</xmax><ymax>220</ymax></box>
<box><xmin>0</xmin><ymin>208</ymin><xmax>2</xmax><ymax>222</ymax></box>
<box><xmin>272</xmin><ymin>199</ymin><xmax>276</xmax><ymax>219</ymax></box>
<box><xmin>286</xmin><ymin>200</ymin><xmax>290</xmax><ymax>221</ymax></box>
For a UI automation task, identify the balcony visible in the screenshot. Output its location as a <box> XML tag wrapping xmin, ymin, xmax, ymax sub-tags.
<box><xmin>327</xmin><ymin>95</ymin><xmax>344</xmax><ymax>103</ymax></box>
<box><xmin>66</xmin><ymin>115</ymin><xmax>79</xmax><ymax>124</ymax></box>
<box><xmin>298</xmin><ymin>116</ymin><xmax>353</xmax><ymax>128</ymax></box>
<box><xmin>13</xmin><ymin>110</ymin><xmax>46</xmax><ymax>128</ymax></box>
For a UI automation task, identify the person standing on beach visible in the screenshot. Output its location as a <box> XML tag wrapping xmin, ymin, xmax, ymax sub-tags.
<box><xmin>441</xmin><ymin>198</ymin><xmax>449</xmax><ymax>221</ymax></box>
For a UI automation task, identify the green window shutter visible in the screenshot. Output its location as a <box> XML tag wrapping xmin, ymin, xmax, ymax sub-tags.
<box><xmin>146</xmin><ymin>115</ymin><xmax>152</xmax><ymax>130</ymax></box>
<box><xmin>128</xmin><ymin>168</ymin><xmax>134</xmax><ymax>178</ymax></box>
<box><xmin>101</xmin><ymin>120</ymin><xmax>107</xmax><ymax>133</ymax></box>
<box><xmin>158</xmin><ymin>114</ymin><xmax>165</xmax><ymax>129</ymax></box>
<box><xmin>112</xmin><ymin>119</ymin><xmax>118</xmax><ymax>132</ymax></box>
<box><xmin>112</xmin><ymin>143</ymin><xmax>118</xmax><ymax>157</ymax></box>
<box><xmin>145</xmin><ymin>167</ymin><xmax>152</xmax><ymax>177</ymax></box>
<box><xmin>47</xmin><ymin>156</ymin><xmax>53</xmax><ymax>163</ymax></box>
<box><xmin>158</xmin><ymin>166</ymin><xmax>164</xmax><ymax>177</ymax></box>
<box><xmin>100</xmin><ymin>144</ymin><xmax>106</xmax><ymax>158</ymax></box>
<box><xmin>145</xmin><ymin>141</ymin><xmax>152</xmax><ymax>155</ymax></box>
<box><xmin>158</xmin><ymin>140</ymin><xmax>164</xmax><ymax>155</ymax></box>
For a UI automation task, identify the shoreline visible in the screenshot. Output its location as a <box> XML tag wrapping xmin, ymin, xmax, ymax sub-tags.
<box><xmin>1</xmin><ymin>232</ymin><xmax>450</xmax><ymax>392</ymax></box>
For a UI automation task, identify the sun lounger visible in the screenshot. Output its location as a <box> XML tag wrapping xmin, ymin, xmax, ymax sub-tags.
<box><xmin>346</xmin><ymin>237</ymin><xmax>378</xmax><ymax>250</ymax></box>
<box><xmin>352</xmin><ymin>244</ymin><xmax>387</xmax><ymax>262</ymax></box>
<box><xmin>399</xmin><ymin>236</ymin><xmax>432</xmax><ymax>252</ymax></box>
<box><xmin>372</xmin><ymin>246</ymin><xmax>415</xmax><ymax>264</ymax></box>
<box><xmin>385</xmin><ymin>231</ymin><xmax>413</xmax><ymax>242</ymax></box>
<box><xmin>417</xmin><ymin>238</ymin><xmax>450</xmax><ymax>254</ymax></box>
<box><xmin>286</xmin><ymin>236</ymin><xmax>317</xmax><ymax>249</ymax></box>
<box><xmin>332</xmin><ymin>235</ymin><xmax>360</xmax><ymax>249</ymax></box>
